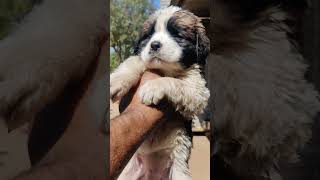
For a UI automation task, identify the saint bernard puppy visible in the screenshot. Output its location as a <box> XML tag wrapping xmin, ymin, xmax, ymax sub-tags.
<box><xmin>210</xmin><ymin>0</ymin><xmax>320</xmax><ymax>179</ymax></box>
<box><xmin>110</xmin><ymin>6</ymin><xmax>210</xmax><ymax>180</ymax></box>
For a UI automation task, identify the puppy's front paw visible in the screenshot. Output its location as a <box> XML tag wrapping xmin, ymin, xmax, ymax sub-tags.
<box><xmin>139</xmin><ymin>80</ymin><xmax>166</xmax><ymax>105</ymax></box>
<box><xmin>110</xmin><ymin>78</ymin><xmax>129</xmax><ymax>102</ymax></box>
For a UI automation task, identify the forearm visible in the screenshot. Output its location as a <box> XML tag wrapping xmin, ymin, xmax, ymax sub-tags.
<box><xmin>110</xmin><ymin>70</ymin><xmax>166</xmax><ymax>178</ymax></box>
<box><xmin>110</xmin><ymin>103</ymin><xmax>164</xmax><ymax>179</ymax></box>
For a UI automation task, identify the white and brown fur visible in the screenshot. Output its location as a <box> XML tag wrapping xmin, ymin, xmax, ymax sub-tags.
<box><xmin>210</xmin><ymin>0</ymin><xmax>320</xmax><ymax>179</ymax></box>
<box><xmin>110</xmin><ymin>6</ymin><xmax>210</xmax><ymax>180</ymax></box>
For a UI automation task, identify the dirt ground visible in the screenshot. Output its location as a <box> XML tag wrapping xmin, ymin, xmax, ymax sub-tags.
<box><xmin>190</xmin><ymin>136</ymin><xmax>210</xmax><ymax>179</ymax></box>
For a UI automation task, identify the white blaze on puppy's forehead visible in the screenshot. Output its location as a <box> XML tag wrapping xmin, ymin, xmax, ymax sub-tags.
<box><xmin>140</xmin><ymin>6</ymin><xmax>184</xmax><ymax>67</ymax></box>
<box><xmin>154</xmin><ymin>6</ymin><xmax>181</xmax><ymax>32</ymax></box>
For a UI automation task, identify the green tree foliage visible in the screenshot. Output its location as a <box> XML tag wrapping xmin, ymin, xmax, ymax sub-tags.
<box><xmin>110</xmin><ymin>0</ymin><xmax>155</xmax><ymax>71</ymax></box>
<box><xmin>110</xmin><ymin>52</ymin><xmax>120</xmax><ymax>71</ymax></box>
<box><xmin>0</xmin><ymin>0</ymin><xmax>40</xmax><ymax>39</ymax></box>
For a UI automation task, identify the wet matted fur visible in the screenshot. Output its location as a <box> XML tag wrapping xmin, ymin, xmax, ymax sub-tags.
<box><xmin>111</xmin><ymin>6</ymin><xmax>210</xmax><ymax>180</ymax></box>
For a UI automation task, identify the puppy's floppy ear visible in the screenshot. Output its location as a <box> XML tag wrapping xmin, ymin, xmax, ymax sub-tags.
<box><xmin>134</xmin><ymin>28</ymin><xmax>147</xmax><ymax>55</ymax></box>
<box><xmin>133</xmin><ymin>36</ymin><xmax>143</xmax><ymax>55</ymax></box>
<box><xmin>134</xmin><ymin>19</ymin><xmax>156</xmax><ymax>55</ymax></box>
<box><xmin>196</xmin><ymin>23</ymin><xmax>210</xmax><ymax>66</ymax></box>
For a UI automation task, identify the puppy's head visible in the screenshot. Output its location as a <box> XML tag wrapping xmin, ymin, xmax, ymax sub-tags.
<box><xmin>134</xmin><ymin>6</ymin><xmax>209</xmax><ymax>72</ymax></box>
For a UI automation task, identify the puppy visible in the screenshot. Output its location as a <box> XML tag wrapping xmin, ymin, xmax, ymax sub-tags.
<box><xmin>110</xmin><ymin>6</ymin><xmax>210</xmax><ymax>180</ymax></box>
<box><xmin>210</xmin><ymin>0</ymin><xmax>320</xmax><ymax>179</ymax></box>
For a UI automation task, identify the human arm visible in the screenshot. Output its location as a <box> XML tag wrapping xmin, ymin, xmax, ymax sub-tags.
<box><xmin>110</xmin><ymin>71</ymin><xmax>164</xmax><ymax>179</ymax></box>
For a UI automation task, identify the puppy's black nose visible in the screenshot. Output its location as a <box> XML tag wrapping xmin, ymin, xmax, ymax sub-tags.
<box><xmin>150</xmin><ymin>41</ymin><xmax>162</xmax><ymax>51</ymax></box>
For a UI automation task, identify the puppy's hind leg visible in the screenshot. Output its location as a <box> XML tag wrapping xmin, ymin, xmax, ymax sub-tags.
<box><xmin>170</xmin><ymin>130</ymin><xmax>192</xmax><ymax>180</ymax></box>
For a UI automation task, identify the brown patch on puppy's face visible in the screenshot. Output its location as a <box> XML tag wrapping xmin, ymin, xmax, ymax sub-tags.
<box><xmin>167</xmin><ymin>10</ymin><xmax>210</xmax><ymax>67</ymax></box>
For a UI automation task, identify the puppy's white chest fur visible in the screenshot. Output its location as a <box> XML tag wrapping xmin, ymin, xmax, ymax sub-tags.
<box><xmin>111</xmin><ymin>56</ymin><xmax>209</xmax><ymax>180</ymax></box>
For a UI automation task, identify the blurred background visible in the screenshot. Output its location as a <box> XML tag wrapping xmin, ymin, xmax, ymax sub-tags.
<box><xmin>110</xmin><ymin>0</ymin><xmax>159</xmax><ymax>71</ymax></box>
<box><xmin>0</xmin><ymin>1</ymin><xmax>41</xmax><ymax>179</ymax></box>
<box><xmin>0</xmin><ymin>0</ymin><xmax>42</xmax><ymax>39</ymax></box>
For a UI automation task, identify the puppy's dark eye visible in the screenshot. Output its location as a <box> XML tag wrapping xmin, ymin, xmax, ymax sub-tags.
<box><xmin>167</xmin><ymin>19</ymin><xmax>184</xmax><ymax>38</ymax></box>
<box><xmin>167</xmin><ymin>20</ymin><xmax>196</xmax><ymax>43</ymax></box>
<box><xmin>134</xmin><ymin>21</ymin><xmax>155</xmax><ymax>54</ymax></box>
<box><xmin>168</xmin><ymin>26</ymin><xmax>183</xmax><ymax>38</ymax></box>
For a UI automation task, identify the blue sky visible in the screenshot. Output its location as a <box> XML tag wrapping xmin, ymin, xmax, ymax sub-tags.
<box><xmin>151</xmin><ymin>0</ymin><xmax>160</xmax><ymax>9</ymax></box>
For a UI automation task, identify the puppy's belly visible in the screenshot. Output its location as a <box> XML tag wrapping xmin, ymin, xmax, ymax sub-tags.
<box><xmin>139</xmin><ymin>118</ymin><xmax>185</xmax><ymax>153</ymax></box>
<box><xmin>118</xmin><ymin>150</ymin><xmax>172</xmax><ymax>180</ymax></box>
<box><xmin>118</xmin><ymin>119</ymin><xmax>189</xmax><ymax>180</ymax></box>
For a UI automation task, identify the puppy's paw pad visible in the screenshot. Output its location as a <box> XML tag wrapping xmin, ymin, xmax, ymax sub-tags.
<box><xmin>139</xmin><ymin>81</ymin><xmax>165</xmax><ymax>105</ymax></box>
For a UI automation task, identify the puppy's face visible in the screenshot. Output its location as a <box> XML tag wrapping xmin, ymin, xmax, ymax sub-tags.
<box><xmin>134</xmin><ymin>6</ymin><xmax>209</xmax><ymax>72</ymax></box>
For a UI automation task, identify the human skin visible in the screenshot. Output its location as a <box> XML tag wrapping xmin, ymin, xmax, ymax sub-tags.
<box><xmin>110</xmin><ymin>71</ymin><xmax>165</xmax><ymax>179</ymax></box>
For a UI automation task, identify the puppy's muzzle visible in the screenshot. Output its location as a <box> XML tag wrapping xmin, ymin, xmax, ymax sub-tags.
<box><xmin>150</xmin><ymin>41</ymin><xmax>162</xmax><ymax>52</ymax></box>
